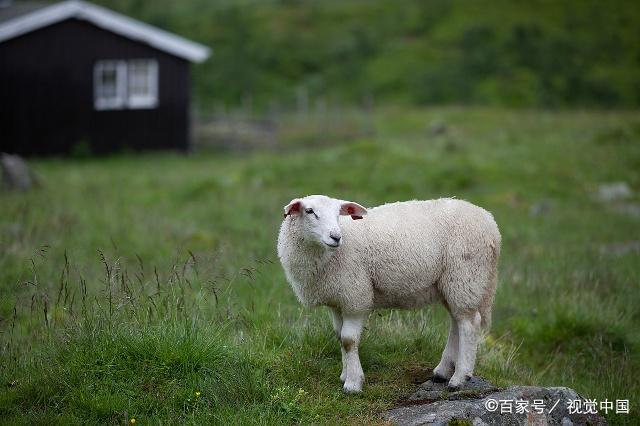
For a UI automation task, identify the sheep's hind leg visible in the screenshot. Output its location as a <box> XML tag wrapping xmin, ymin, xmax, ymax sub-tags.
<box><xmin>433</xmin><ymin>313</ymin><xmax>458</xmax><ymax>382</ymax></box>
<box><xmin>340</xmin><ymin>312</ymin><xmax>367</xmax><ymax>393</ymax></box>
<box><xmin>330</xmin><ymin>308</ymin><xmax>347</xmax><ymax>383</ymax></box>
<box><xmin>448</xmin><ymin>313</ymin><xmax>478</xmax><ymax>390</ymax></box>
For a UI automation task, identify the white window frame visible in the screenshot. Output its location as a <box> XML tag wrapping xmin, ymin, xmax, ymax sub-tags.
<box><xmin>93</xmin><ymin>59</ymin><xmax>159</xmax><ymax>111</ymax></box>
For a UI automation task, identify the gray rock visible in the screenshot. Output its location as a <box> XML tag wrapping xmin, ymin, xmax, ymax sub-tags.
<box><xmin>1</xmin><ymin>153</ymin><xmax>33</xmax><ymax>190</ymax></box>
<box><xmin>595</xmin><ymin>182</ymin><xmax>632</xmax><ymax>202</ymax></box>
<box><xmin>408</xmin><ymin>376</ymin><xmax>497</xmax><ymax>402</ymax></box>
<box><xmin>428</xmin><ymin>121</ymin><xmax>448</xmax><ymax>137</ymax></box>
<box><xmin>381</xmin><ymin>377</ymin><xmax>608</xmax><ymax>426</ymax></box>
<box><xmin>529</xmin><ymin>200</ymin><xmax>552</xmax><ymax>217</ymax></box>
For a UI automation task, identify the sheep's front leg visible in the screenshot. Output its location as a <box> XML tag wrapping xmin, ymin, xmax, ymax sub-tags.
<box><xmin>330</xmin><ymin>308</ymin><xmax>347</xmax><ymax>383</ymax></box>
<box><xmin>340</xmin><ymin>312</ymin><xmax>367</xmax><ymax>394</ymax></box>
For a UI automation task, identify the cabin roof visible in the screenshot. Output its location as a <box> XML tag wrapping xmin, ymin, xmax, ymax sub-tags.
<box><xmin>0</xmin><ymin>0</ymin><xmax>210</xmax><ymax>63</ymax></box>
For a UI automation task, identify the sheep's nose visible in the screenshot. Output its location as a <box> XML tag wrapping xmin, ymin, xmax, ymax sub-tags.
<box><xmin>329</xmin><ymin>232</ymin><xmax>341</xmax><ymax>243</ymax></box>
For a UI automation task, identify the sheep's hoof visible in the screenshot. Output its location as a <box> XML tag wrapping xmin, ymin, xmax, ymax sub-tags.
<box><xmin>432</xmin><ymin>372</ymin><xmax>449</xmax><ymax>383</ymax></box>
<box><xmin>432</xmin><ymin>361</ymin><xmax>455</xmax><ymax>382</ymax></box>
<box><xmin>447</xmin><ymin>383</ymin><xmax>461</xmax><ymax>392</ymax></box>
<box><xmin>343</xmin><ymin>378</ymin><xmax>363</xmax><ymax>394</ymax></box>
<box><xmin>447</xmin><ymin>375</ymin><xmax>470</xmax><ymax>391</ymax></box>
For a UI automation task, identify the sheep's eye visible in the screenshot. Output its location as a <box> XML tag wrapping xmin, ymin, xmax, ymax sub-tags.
<box><xmin>305</xmin><ymin>208</ymin><xmax>314</xmax><ymax>215</ymax></box>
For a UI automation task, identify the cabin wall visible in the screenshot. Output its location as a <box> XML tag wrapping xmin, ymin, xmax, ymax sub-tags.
<box><xmin>0</xmin><ymin>18</ymin><xmax>191</xmax><ymax>156</ymax></box>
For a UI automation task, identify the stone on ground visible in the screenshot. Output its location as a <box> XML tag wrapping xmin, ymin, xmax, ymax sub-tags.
<box><xmin>380</xmin><ymin>376</ymin><xmax>608</xmax><ymax>426</ymax></box>
<box><xmin>1</xmin><ymin>153</ymin><xmax>33</xmax><ymax>190</ymax></box>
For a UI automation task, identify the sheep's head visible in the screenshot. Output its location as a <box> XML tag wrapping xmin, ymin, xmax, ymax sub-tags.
<box><xmin>283</xmin><ymin>195</ymin><xmax>367</xmax><ymax>248</ymax></box>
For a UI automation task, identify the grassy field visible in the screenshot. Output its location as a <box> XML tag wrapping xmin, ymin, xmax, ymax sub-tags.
<box><xmin>1</xmin><ymin>107</ymin><xmax>639</xmax><ymax>424</ymax></box>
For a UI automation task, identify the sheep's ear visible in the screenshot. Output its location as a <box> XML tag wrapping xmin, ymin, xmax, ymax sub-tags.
<box><xmin>284</xmin><ymin>199</ymin><xmax>303</xmax><ymax>218</ymax></box>
<box><xmin>339</xmin><ymin>201</ymin><xmax>367</xmax><ymax>220</ymax></box>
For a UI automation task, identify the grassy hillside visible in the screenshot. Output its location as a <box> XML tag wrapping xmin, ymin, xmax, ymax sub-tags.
<box><xmin>1</xmin><ymin>107</ymin><xmax>640</xmax><ymax>424</ymax></box>
<box><xmin>91</xmin><ymin>0</ymin><xmax>640</xmax><ymax>108</ymax></box>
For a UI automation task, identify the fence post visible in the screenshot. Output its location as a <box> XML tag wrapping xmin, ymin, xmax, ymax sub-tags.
<box><xmin>296</xmin><ymin>86</ymin><xmax>309</xmax><ymax>120</ymax></box>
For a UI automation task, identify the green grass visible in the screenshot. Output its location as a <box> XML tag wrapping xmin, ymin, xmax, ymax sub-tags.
<box><xmin>1</xmin><ymin>107</ymin><xmax>639</xmax><ymax>424</ymax></box>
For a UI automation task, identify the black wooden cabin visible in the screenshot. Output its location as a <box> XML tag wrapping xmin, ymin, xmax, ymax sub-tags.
<box><xmin>0</xmin><ymin>1</ymin><xmax>210</xmax><ymax>156</ymax></box>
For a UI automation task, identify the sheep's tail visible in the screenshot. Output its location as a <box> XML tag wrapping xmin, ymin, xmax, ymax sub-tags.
<box><xmin>480</xmin><ymin>235</ymin><xmax>501</xmax><ymax>332</ymax></box>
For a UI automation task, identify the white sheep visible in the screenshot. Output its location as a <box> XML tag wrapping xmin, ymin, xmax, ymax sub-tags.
<box><xmin>277</xmin><ymin>195</ymin><xmax>501</xmax><ymax>393</ymax></box>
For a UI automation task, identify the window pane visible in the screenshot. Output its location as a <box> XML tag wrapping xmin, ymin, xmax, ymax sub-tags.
<box><xmin>127</xmin><ymin>59</ymin><xmax>158</xmax><ymax>108</ymax></box>
<box><xmin>129</xmin><ymin>61</ymin><xmax>149</xmax><ymax>95</ymax></box>
<box><xmin>100</xmin><ymin>68</ymin><xmax>117</xmax><ymax>97</ymax></box>
<box><xmin>94</xmin><ymin>60</ymin><xmax>126</xmax><ymax>110</ymax></box>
